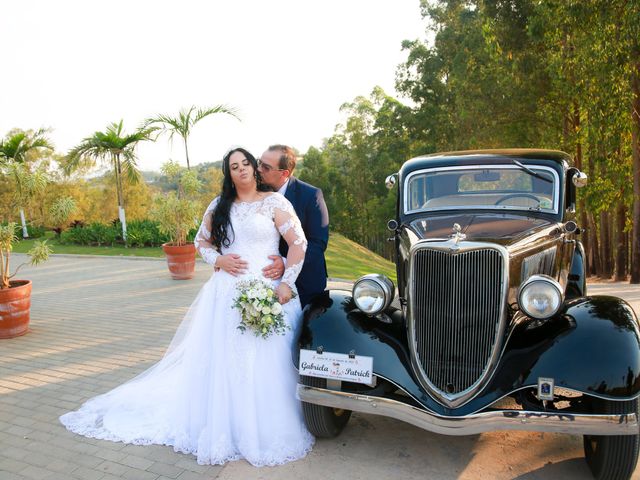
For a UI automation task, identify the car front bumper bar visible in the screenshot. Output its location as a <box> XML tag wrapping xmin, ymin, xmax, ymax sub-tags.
<box><xmin>297</xmin><ymin>384</ymin><xmax>639</xmax><ymax>436</ymax></box>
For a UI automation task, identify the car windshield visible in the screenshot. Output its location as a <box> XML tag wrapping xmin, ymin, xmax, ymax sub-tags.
<box><xmin>405</xmin><ymin>164</ymin><xmax>559</xmax><ymax>214</ymax></box>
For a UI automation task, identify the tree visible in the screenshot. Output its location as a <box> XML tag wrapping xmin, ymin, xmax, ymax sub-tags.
<box><xmin>196</xmin><ymin>164</ymin><xmax>224</xmax><ymax>209</ymax></box>
<box><xmin>4</xmin><ymin>163</ymin><xmax>49</xmax><ymax>235</ymax></box>
<box><xmin>392</xmin><ymin>0</ymin><xmax>639</xmax><ymax>281</ymax></box>
<box><xmin>49</xmin><ymin>196</ymin><xmax>77</xmax><ymax>236</ymax></box>
<box><xmin>144</xmin><ymin>105</ymin><xmax>239</xmax><ymax>169</ymax></box>
<box><xmin>299</xmin><ymin>87</ymin><xmax>415</xmax><ymax>259</ymax></box>
<box><xmin>65</xmin><ymin>120</ymin><xmax>153</xmax><ymax>244</ymax></box>
<box><xmin>0</xmin><ymin>128</ymin><xmax>53</xmax><ymax>237</ymax></box>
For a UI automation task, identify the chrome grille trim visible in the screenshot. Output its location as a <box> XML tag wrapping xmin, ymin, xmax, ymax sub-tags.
<box><xmin>408</xmin><ymin>240</ymin><xmax>509</xmax><ymax>408</ymax></box>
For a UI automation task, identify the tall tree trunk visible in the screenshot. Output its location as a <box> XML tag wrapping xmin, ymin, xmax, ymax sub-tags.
<box><xmin>586</xmin><ymin>145</ymin><xmax>601</xmax><ymax>276</ymax></box>
<box><xmin>624</xmin><ymin>230</ymin><xmax>632</xmax><ymax>275</ymax></box>
<box><xmin>562</xmin><ymin>110</ymin><xmax>571</xmax><ymax>153</ymax></box>
<box><xmin>19</xmin><ymin>208</ymin><xmax>28</xmax><ymax>238</ymax></box>
<box><xmin>184</xmin><ymin>137</ymin><xmax>190</xmax><ymax>170</ymax></box>
<box><xmin>587</xmin><ymin>212</ymin><xmax>601</xmax><ymax>276</ymax></box>
<box><xmin>631</xmin><ymin>59</ymin><xmax>640</xmax><ymax>283</ymax></box>
<box><xmin>572</xmin><ymin>108</ymin><xmax>590</xmax><ymax>275</ymax></box>
<box><xmin>113</xmin><ymin>154</ymin><xmax>127</xmax><ymax>244</ymax></box>
<box><xmin>615</xmin><ymin>203</ymin><xmax>627</xmax><ymax>281</ymax></box>
<box><xmin>600</xmin><ymin>210</ymin><xmax>612</xmax><ymax>278</ymax></box>
<box><xmin>113</xmin><ymin>154</ymin><xmax>123</xmax><ymax>208</ymax></box>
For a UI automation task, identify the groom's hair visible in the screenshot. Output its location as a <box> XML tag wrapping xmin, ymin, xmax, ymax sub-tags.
<box><xmin>268</xmin><ymin>144</ymin><xmax>297</xmax><ymax>173</ymax></box>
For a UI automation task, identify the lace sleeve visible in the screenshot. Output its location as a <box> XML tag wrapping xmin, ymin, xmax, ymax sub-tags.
<box><xmin>271</xmin><ymin>195</ymin><xmax>307</xmax><ymax>289</ymax></box>
<box><xmin>194</xmin><ymin>197</ymin><xmax>221</xmax><ymax>265</ymax></box>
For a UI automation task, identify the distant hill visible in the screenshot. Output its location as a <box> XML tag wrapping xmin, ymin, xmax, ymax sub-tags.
<box><xmin>194</xmin><ymin>161</ymin><xmax>223</xmax><ymax>172</ymax></box>
<box><xmin>139</xmin><ymin>162</ymin><xmax>223</xmax><ymax>191</ymax></box>
<box><xmin>141</xmin><ymin>170</ymin><xmax>161</xmax><ymax>183</ymax></box>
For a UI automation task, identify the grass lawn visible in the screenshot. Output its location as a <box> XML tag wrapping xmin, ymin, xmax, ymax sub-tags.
<box><xmin>12</xmin><ymin>231</ymin><xmax>396</xmax><ymax>282</ymax></box>
<box><xmin>325</xmin><ymin>233</ymin><xmax>396</xmax><ymax>282</ymax></box>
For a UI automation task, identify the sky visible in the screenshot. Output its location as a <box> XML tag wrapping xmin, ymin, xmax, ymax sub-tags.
<box><xmin>1</xmin><ymin>0</ymin><xmax>428</xmax><ymax>172</ymax></box>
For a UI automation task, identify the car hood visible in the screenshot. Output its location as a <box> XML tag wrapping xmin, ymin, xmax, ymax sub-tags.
<box><xmin>408</xmin><ymin>213</ymin><xmax>556</xmax><ymax>247</ymax></box>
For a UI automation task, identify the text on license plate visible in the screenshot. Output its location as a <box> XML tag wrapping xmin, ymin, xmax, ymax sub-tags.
<box><xmin>299</xmin><ymin>349</ymin><xmax>374</xmax><ymax>385</ymax></box>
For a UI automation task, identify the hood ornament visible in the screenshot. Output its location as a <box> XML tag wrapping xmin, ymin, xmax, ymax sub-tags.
<box><xmin>450</xmin><ymin>223</ymin><xmax>466</xmax><ymax>246</ymax></box>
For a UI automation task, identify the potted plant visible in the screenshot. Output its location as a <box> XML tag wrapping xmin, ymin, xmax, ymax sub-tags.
<box><xmin>0</xmin><ymin>222</ymin><xmax>51</xmax><ymax>338</ymax></box>
<box><xmin>152</xmin><ymin>161</ymin><xmax>202</xmax><ymax>279</ymax></box>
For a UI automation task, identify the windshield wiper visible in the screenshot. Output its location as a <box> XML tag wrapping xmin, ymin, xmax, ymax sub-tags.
<box><xmin>510</xmin><ymin>159</ymin><xmax>553</xmax><ymax>183</ymax></box>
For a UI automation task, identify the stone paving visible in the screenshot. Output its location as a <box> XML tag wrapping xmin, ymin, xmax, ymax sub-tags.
<box><xmin>1</xmin><ymin>254</ymin><xmax>639</xmax><ymax>480</ymax></box>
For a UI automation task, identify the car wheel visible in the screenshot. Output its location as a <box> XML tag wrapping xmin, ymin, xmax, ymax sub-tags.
<box><xmin>583</xmin><ymin>397</ymin><xmax>640</xmax><ymax>480</ymax></box>
<box><xmin>300</xmin><ymin>375</ymin><xmax>352</xmax><ymax>438</ymax></box>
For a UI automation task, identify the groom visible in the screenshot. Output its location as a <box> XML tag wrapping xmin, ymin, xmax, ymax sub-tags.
<box><xmin>259</xmin><ymin>144</ymin><xmax>329</xmax><ymax>308</ymax></box>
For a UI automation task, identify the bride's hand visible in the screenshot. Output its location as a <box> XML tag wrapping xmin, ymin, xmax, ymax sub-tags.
<box><xmin>214</xmin><ymin>254</ymin><xmax>248</xmax><ymax>276</ymax></box>
<box><xmin>275</xmin><ymin>283</ymin><xmax>293</xmax><ymax>304</ymax></box>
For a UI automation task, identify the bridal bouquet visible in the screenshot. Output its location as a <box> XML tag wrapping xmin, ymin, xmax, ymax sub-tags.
<box><xmin>232</xmin><ymin>278</ymin><xmax>290</xmax><ymax>338</ymax></box>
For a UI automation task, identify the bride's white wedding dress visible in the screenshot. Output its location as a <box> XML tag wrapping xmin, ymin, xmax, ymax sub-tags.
<box><xmin>60</xmin><ymin>193</ymin><xmax>315</xmax><ymax>466</ymax></box>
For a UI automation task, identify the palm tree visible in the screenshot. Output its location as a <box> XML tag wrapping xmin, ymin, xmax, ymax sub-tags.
<box><xmin>144</xmin><ymin>105</ymin><xmax>239</xmax><ymax>169</ymax></box>
<box><xmin>0</xmin><ymin>129</ymin><xmax>53</xmax><ymax>237</ymax></box>
<box><xmin>66</xmin><ymin>120</ymin><xmax>153</xmax><ymax>244</ymax></box>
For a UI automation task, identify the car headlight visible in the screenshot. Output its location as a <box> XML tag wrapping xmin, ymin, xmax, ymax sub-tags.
<box><xmin>518</xmin><ymin>274</ymin><xmax>563</xmax><ymax>319</ymax></box>
<box><xmin>353</xmin><ymin>274</ymin><xmax>395</xmax><ymax>315</ymax></box>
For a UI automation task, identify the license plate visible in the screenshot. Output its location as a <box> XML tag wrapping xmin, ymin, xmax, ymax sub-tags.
<box><xmin>299</xmin><ymin>349</ymin><xmax>374</xmax><ymax>385</ymax></box>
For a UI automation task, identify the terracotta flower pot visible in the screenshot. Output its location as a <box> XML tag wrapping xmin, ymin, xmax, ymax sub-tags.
<box><xmin>0</xmin><ymin>280</ymin><xmax>32</xmax><ymax>339</ymax></box>
<box><xmin>162</xmin><ymin>243</ymin><xmax>196</xmax><ymax>280</ymax></box>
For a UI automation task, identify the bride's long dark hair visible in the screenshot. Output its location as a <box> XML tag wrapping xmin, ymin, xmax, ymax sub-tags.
<box><xmin>210</xmin><ymin>147</ymin><xmax>272</xmax><ymax>250</ymax></box>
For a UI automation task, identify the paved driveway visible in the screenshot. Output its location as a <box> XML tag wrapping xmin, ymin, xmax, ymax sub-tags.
<box><xmin>1</xmin><ymin>254</ymin><xmax>639</xmax><ymax>480</ymax></box>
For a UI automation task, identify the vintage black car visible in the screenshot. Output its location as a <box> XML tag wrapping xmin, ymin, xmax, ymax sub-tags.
<box><xmin>296</xmin><ymin>149</ymin><xmax>640</xmax><ymax>480</ymax></box>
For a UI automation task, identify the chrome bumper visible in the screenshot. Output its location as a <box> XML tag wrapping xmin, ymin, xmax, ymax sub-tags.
<box><xmin>297</xmin><ymin>384</ymin><xmax>639</xmax><ymax>436</ymax></box>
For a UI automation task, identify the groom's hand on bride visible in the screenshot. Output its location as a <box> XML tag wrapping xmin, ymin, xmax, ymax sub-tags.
<box><xmin>262</xmin><ymin>255</ymin><xmax>284</xmax><ymax>280</ymax></box>
<box><xmin>215</xmin><ymin>254</ymin><xmax>248</xmax><ymax>276</ymax></box>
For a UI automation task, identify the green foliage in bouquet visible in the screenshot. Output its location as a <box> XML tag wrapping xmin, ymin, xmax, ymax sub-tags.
<box><xmin>233</xmin><ymin>278</ymin><xmax>291</xmax><ymax>339</ymax></box>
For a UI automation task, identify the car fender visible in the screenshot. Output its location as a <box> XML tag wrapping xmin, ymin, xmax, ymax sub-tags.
<box><xmin>486</xmin><ymin>295</ymin><xmax>640</xmax><ymax>401</ymax></box>
<box><xmin>297</xmin><ymin>292</ymin><xmax>640</xmax><ymax>416</ymax></box>
<box><xmin>295</xmin><ymin>290</ymin><xmax>437</xmax><ymax>408</ymax></box>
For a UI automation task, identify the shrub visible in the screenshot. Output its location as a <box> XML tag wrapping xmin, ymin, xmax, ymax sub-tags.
<box><xmin>26</xmin><ymin>224</ymin><xmax>46</xmax><ymax>239</ymax></box>
<box><xmin>59</xmin><ymin>219</ymin><xmax>179</xmax><ymax>247</ymax></box>
<box><xmin>88</xmin><ymin>222</ymin><xmax>119</xmax><ymax>246</ymax></box>
<box><xmin>49</xmin><ymin>196</ymin><xmax>77</xmax><ymax>236</ymax></box>
<box><xmin>60</xmin><ymin>222</ymin><xmax>119</xmax><ymax>246</ymax></box>
<box><xmin>0</xmin><ymin>222</ymin><xmax>46</xmax><ymax>240</ymax></box>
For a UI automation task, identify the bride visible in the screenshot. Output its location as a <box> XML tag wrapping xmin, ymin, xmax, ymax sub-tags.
<box><xmin>60</xmin><ymin>147</ymin><xmax>315</xmax><ymax>466</ymax></box>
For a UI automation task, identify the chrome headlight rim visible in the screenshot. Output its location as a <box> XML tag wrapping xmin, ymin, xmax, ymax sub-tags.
<box><xmin>518</xmin><ymin>274</ymin><xmax>564</xmax><ymax>320</ymax></box>
<box><xmin>352</xmin><ymin>274</ymin><xmax>395</xmax><ymax>316</ymax></box>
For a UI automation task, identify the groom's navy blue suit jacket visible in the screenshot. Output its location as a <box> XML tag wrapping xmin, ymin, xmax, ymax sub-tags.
<box><xmin>280</xmin><ymin>176</ymin><xmax>329</xmax><ymax>308</ymax></box>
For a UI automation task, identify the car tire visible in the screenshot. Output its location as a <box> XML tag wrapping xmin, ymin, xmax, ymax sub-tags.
<box><xmin>583</xmin><ymin>397</ymin><xmax>640</xmax><ymax>480</ymax></box>
<box><xmin>300</xmin><ymin>375</ymin><xmax>352</xmax><ymax>438</ymax></box>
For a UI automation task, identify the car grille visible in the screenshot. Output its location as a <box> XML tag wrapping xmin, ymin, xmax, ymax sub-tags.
<box><xmin>411</xmin><ymin>246</ymin><xmax>505</xmax><ymax>401</ymax></box>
